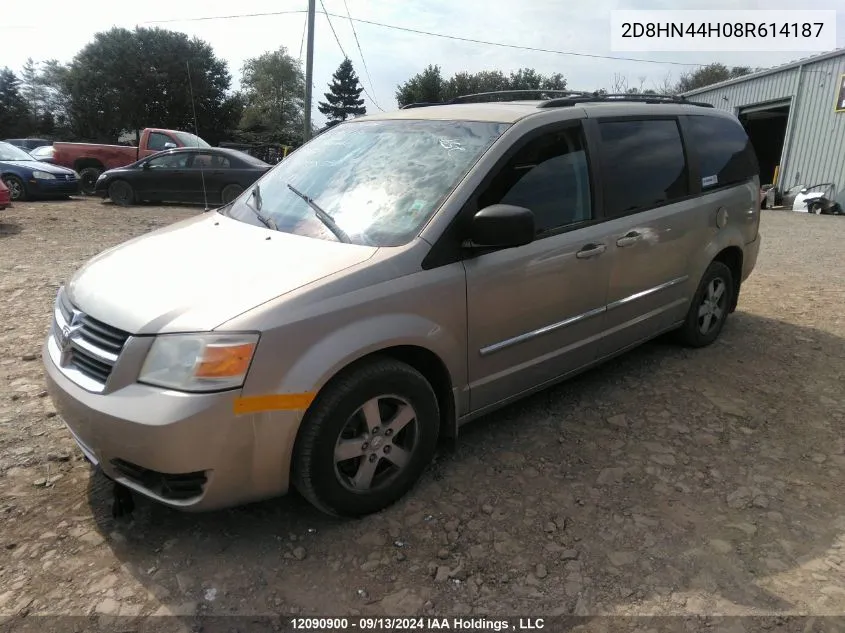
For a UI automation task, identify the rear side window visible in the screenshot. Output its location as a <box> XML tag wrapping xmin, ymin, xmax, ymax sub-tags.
<box><xmin>598</xmin><ymin>119</ymin><xmax>689</xmax><ymax>217</ymax></box>
<box><xmin>687</xmin><ymin>115</ymin><xmax>759</xmax><ymax>190</ymax></box>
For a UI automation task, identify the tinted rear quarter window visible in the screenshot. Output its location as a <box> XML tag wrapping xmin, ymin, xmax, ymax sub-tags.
<box><xmin>598</xmin><ymin>119</ymin><xmax>689</xmax><ymax>217</ymax></box>
<box><xmin>687</xmin><ymin>115</ymin><xmax>759</xmax><ymax>190</ymax></box>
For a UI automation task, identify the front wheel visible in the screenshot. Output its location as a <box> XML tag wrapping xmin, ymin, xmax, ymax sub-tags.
<box><xmin>108</xmin><ymin>180</ymin><xmax>135</xmax><ymax>207</ymax></box>
<box><xmin>676</xmin><ymin>261</ymin><xmax>734</xmax><ymax>348</ymax></box>
<box><xmin>292</xmin><ymin>358</ymin><xmax>440</xmax><ymax>517</ymax></box>
<box><xmin>2</xmin><ymin>175</ymin><xmax>26</xmax><ymax>201</ymax></box>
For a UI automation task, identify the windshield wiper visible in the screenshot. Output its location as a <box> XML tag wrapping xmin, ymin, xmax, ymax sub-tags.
<box><xmin>246</xmin><ymin>184</ymin><xmax>277</xmax><ymax>230</ymax></box>
<box><xmin>286</xmin><ymin>184</ymin><xmax>351</xmax><ymax>244</ymax></box>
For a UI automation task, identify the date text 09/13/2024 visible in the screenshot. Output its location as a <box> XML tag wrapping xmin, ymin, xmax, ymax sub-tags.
<box><xmin>289</xmin><ymin>618</ymin><xmax>546</xmax><ymax>631</ymax></box>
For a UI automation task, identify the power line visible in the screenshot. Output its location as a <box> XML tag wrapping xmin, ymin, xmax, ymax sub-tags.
<box><xmin>341</xmin><ymin>0</ymin><xmax>382</xmax><ymax>110</ymax></box>
<box><xmin>317</xmin><ymin>0</ymin><xmax>383</xmax><ymax>111</ymax></box>
<box><xmin>132</xmin><ymin>8</ymin><xmax>706</xmax><ymax>68</ymax></box>
<box><xmin>318</xmin><ymin>0</ymin><xmax>349</xmax><ymax>59</ymax></box>
<box><xmin>321</xmin><ymin>12</ymin><xmax>706</xmax><ymax>67</ymax></box>
<box><xmin>10</xmin><ymin>9</ymin><xmax>710</xmax><ymax>68</ymax></box>
<box><xmin>299</xmin><ymin>13</ymin><xmax>307</xmax><ymax>61</ymax></box>
<box><xmin>142</xmin><ymin>10</ymin><xmax>306</xmax><ymax>24</ymax></box>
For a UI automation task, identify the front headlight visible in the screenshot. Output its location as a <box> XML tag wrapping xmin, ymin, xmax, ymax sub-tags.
<box><xmin>32</xmin><ymin>171</ymin><xmax>56</xmax><ymax>180</ymax></box>
<box><xmin>73</xmin><ymin>171</ymin><xmax>81</xmax><ymax>180</ymax></box>
<box><xmin>139</xmin><ymin>333</ymin><xmax>259</xmax><ymax>392</ymax></box>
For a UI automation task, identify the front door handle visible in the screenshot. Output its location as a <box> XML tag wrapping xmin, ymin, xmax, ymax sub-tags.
<box><xmin>576</xmin><ymin>243</ymin><xmax>607</xmax><ymax>259</ymax></box>
<box><xmin>616</xmin><ymin>231</ymin><xmax>642</xmax><ymax>247</ymax></box>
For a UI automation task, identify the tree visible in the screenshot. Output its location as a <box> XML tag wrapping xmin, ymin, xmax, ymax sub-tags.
<box><xmin>239</xmin><ymin>47</ymin><xmax>305</xmax><ymax>146</ymax></box>
<box><xmin>62</xmin><ymin>27</ymin><xmax>240</xmax><ymax>143</ymax></box>
<box><xmin>318</xmin><ymin>58</ymin><xmax>366</xmax><ymax>124</ymax></box>
<box><xmin>396</xmin><ymin>65</ymin><xmax>445</xmax><ymax>107</ymax></box>
<box><xmin>396</xmin><ymin>66</ymin><xmax>567</xmax><ymax>107</ymax></box>
<box><xmin>0</xmin><ymin>68</ymin><xmax>32</xmax><ymax>137</ymax></box>
<box><xmin>675</xmin><ymin>63</ymin><xmax>754</xmax><ymax>94</ymax></box>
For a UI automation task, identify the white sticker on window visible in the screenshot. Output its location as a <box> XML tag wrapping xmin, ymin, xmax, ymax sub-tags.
<box><xmin>702</xmin><ymin>175</ymin><xmax>718</xmax><ymax>187</ymax></box>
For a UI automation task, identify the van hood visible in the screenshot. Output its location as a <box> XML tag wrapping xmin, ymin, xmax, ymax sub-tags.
<box><xmin>66</xmin><ymin>213</ymin><xmax>378</xmax><ymax>334</ymax></box>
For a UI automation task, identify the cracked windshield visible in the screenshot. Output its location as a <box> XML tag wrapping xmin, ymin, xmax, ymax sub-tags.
<box><xmin>223</xmin><ymin>119</ymin><xmax>509</xmax><ymax>246</ymax></box>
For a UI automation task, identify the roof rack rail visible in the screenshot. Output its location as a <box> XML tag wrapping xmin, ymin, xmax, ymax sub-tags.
<box><xmin>400</xmin><ymin>102</ymin><xmax>442</xmax><ymax>109</ymax></box>
<box><xmin>537</xmin><ymin>93</ymin><xmax>715</xmax><ymax>109</ymax></box>
<box><xmin>399</xmin><ymin>89</ymin><xmax>595</xmax><ymax>109</ymax></box>
<box><xmin>447</xmin><ymin>89</ymin><xmax>594</xmax><ymax>104</ymax></box>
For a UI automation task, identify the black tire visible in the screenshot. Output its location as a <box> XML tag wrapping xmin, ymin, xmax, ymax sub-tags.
<box><xmin>221</xmin><ymin>184</ymin><xmax>244</xmax><ymax>204</ymax></box>
<box><xmin>78</xmin><ymin>167</ymin><xmax>102</xmax><ymax>195</ymax></box>
<box><xmin>2</xmin><ymin>175</ymin><xmax>26</xmax><ymax>201</ymax></box>
<box><xmin>676</xmin><ymin>261</ymin><xmax>734</xmax><ymax>348</ymax></box>
<box><xmin>293</xmin><ymin>357</ymin><xmax>440</xmax><ymax>517</ymax></box>
<box><xmin>108</xmin><ymin>180</ymin><xmax>135</xmax><ymax>207</ymax></box>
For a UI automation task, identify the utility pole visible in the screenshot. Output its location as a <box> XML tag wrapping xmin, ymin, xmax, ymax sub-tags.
<box><xmin>303</xmin><ymin>0</ymin><xmax>316</xmax><ymax>142</ymax></box>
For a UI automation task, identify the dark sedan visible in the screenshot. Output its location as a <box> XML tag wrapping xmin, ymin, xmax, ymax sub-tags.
<box><xmin>0</xmin><ymin>141</ymin><xmax>80</xmax><ymax>201</ymax></box>
<box><xmin>94</xmin><ymin>147</ymin><xmax>272</xmax><ymax>206</ymax></box>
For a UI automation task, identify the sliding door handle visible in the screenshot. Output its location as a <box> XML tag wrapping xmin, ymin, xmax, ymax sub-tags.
<box><xmin>576</xmin><ymin>243</ymin><xmax>607</xmax><ymax>259</ymax></box>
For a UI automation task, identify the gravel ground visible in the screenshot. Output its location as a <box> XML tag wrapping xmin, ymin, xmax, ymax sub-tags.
<box><xmin>1</xmin><ymin>199</ymin><xmax>844</xmax><ymax>629</ymax></box>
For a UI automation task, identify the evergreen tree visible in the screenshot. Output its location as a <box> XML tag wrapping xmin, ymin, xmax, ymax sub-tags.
<box><xmin>318</xmin><ymin>58</ymin><xmax>366</xmax><ymax>123</ymax></box>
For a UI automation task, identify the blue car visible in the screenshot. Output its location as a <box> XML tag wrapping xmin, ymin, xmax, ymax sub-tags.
<box><xmin>0</xmin><ymin>141</ymin><xmax>80</xmax><ymax>201</ymax></box>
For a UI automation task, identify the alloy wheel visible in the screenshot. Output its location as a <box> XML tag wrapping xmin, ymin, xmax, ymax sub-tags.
<box><xmin>333</xmin><ymin>395</ymin><xmax>419</xmax><ymax>492</ymax></box>
<box><xmin>697</xmin><ymin>277</ymin><xmax>727</xmax><ymax>335</ymax></box>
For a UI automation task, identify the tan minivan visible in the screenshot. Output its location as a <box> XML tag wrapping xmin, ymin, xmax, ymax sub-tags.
<box><xmin>43</xmin><ymin>93</ymin><xmax>761</xmax><ymax>517</ymax></box>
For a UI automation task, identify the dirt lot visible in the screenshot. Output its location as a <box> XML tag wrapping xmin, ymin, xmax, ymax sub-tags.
<box><xmin>1</xmin><ymin>198</ymin><xmax>844</xmax><ymax>629</ymax></box>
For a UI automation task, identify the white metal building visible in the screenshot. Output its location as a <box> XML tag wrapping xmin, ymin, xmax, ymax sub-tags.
<box><xmin>680</xmin><ymin>48</ymin><xmax>845</xmax><ymax>205</ymax></box>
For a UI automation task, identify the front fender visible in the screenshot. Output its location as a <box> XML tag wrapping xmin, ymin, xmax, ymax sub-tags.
<box><xmin>272</xmin><ymin>313</ymin><xmax>464</xmax><ymax>400</ymax></box>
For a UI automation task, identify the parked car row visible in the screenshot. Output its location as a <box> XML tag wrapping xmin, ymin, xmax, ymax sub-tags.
<box><xmin>0</xmin><ymin>141</ymin><xmax>270</xmax><ymax>207</ymax></box>
<box><xmin>94</xmin><ymin>147</ymin><xmax>271</xmax><ymax>206</ymax></box>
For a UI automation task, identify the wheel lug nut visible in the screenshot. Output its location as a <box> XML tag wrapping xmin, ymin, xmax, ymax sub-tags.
<box><xmin>384</xmin><ymin>445</ymin><xmax>391</xmax><ymax>454</ymax></box>
<box><xmin>368</xmin><ymin>454</ymin><xmax>377</xmax><ymax>462</ymax></box>
<box><xmin>361</xmin><ymin>442</ymin><xmax>369</xmax><ymax>450</ymax></box>
<box><xmin>385</xmin><ymin>429</ymin><xmax>393</xmax><ymax>437</ymax></box>
<box><xmin>372</xmin><ymin>427</ymin><xmax>380</xmax><ymax>435</ymax></box>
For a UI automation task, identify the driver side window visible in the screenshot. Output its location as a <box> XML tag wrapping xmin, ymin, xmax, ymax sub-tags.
<box><xmin>147</xmin><ymin>153</ymin><xmax>189</xmax><ymax>169</ymax></box>
<box><xmin>478</xmin><ymin>125</ymin><xmax>592</xmax><ymax>235</ymax></box>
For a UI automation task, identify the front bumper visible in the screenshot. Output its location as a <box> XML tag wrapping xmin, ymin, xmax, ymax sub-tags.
<box><xmin>29</xmin><ymin>178</ymin><xmax>80</xmax><ymax>196</ymax></box>
<box><xmin>42</xmin><ymin>335</ymin><xmax>304</xmax><ymax>511</ymax></box>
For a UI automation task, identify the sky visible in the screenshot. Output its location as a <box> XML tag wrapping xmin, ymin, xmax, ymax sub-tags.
<box><xmin>3</xmin><ymin>0</ymin><xmax>844</xmax><ymax>129</ymax></box>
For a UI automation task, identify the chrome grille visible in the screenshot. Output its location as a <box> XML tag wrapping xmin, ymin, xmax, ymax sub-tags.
<box><xmin>52</xmin><ymin>288</ymin><xmax>131</xmax><ymax>389</ymax></box>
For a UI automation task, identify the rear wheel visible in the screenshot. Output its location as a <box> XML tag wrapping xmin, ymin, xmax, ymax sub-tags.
<box><xmin>108</xmin><ymin>180</ymin><xmax>135</xmax><ymax>207</ymax></box>
<box><xmin>221</xmin><ymin>184</ymin><xmax>244</xmax><ymax>204</ymax></box>
<box><xmin>78</xmin><ymin>167</ymin><xmax>102</xmax><ymax>195</ymax></box>
<box><xmin>1</xmin><ymin>175</ymin><xmax>26</xmax><ymax>201</ymax></box>
<box><xmin>676</xmin><ymin>261</ymin><xmax>733</xmax><ymax>348</ymax></box>
<box><xmin>293</xmin><ymin>358</ymin><xmax>440</xmax><ymax>517</ymax></box>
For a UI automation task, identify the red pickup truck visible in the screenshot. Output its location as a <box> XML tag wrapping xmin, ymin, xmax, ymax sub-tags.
<box><xmin>52</xmin><ymin>128</ymin><xmax>210</xmax><ymax>194</ymax></box>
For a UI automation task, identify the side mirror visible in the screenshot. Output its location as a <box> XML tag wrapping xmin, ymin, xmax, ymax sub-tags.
<box><xmin>142</xmin><ymin>162</ymin><xmax>151</xmax><ymax>170</ymax></box>
<box><xmin>163</xmin><ymin>142</ymin><xmax>177</xmax><ymax>150</ymax></box>
<box><xmin>468</xmin><ymin>204</ymin><xmax>535</xmax><ymax>248</ymax></box>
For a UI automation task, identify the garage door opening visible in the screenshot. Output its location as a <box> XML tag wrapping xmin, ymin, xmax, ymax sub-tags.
<box><xmin>738</xmin><ymin>102</ymin><xmax>790</xmax><ymax>187</ymax></box>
